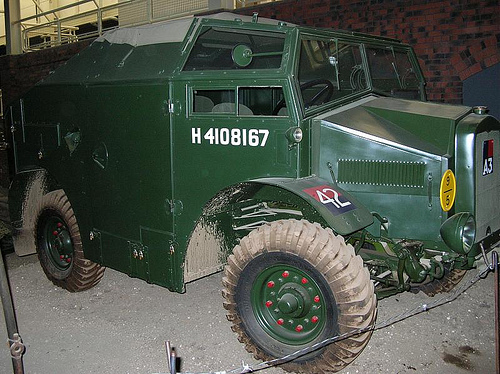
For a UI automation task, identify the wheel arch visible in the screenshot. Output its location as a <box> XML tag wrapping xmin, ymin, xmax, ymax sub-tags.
<box><xmin>183</xmin><ymin>176</ymin><xmax>373</xmax><ymax>283</ymax></box>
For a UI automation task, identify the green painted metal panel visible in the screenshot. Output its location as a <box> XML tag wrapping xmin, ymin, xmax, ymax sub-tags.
<box><xmin>312</xmin><ymin>104</ymin><xmax>446</xmax><ymax>241</ymax></box>
<box><xmin>83</xmin><ymin>83</ymin><xmax>174</xmax><ymax>283</ymax></box>
<box><xmin>170</xmin><ymin>77</ymin><xmax>299</xmax><ymax>273</ymax></box>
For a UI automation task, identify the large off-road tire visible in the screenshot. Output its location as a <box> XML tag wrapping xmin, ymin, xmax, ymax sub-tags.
<box><xmin>222</xmin><ymin>219</ymin><xmax>377</xmax><ymax>373</ymax></box>
<box><xmin>35</xmin><ymin>190</ymin><xmax>105</xmax><ymax>292</ymax></box>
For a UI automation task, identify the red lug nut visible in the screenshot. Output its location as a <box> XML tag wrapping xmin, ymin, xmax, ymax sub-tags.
<box><xmin>301</xmin><ymin>277</ymin><xmax>308</xmax><ymax>284</ymax></box>
<box><xmin>265</xmin><ymin>300</ymin><xmax>273</xmax><ymax>308</ymax></box>
<box><xmin>53</xmin><ymin>230</ymin><xmax>59</xmax><ymax>236</ymax></box>
<box><xmin>277</xmin><ymin>318</ymin><xmax>284</xmax><ymax>325</ymax></box>
<box><xmin>282</xmin><ymin>271</ymin><xmax>289</xmax><ymax>278</ymax></box>
<box><xmin>311</xmin><ymin>316</ymin><xmax>319</xmax><ymax>323</ymax></box>
<box><xmin>314</xmin><ymin>295</ymin><xmax>320</xmax><ymax>303</ymax></box>
<box><xmin>295</xmin><ymin>325</ymin><xmax>303</xmax><ymax>332</ymax></box>
<box><xmin>267</xmin><ymin>281</ymin><xmax>275</xmax><ymax>288</ymax></box>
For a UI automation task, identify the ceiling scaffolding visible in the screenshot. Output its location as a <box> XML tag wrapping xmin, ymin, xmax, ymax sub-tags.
<box><xmin>2</xmin><ymin>0</ymin><xmax>281</xmax><ymax>54</ymax></box>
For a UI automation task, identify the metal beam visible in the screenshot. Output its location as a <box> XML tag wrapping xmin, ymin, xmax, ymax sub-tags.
<box><xmin>4</xmin><ymin>0</ymin><xmax>22</xmax><ymax>54</ymax></box>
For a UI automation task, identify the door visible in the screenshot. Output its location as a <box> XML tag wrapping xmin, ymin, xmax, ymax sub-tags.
<box><xmin>170</xmin><ymin>79</ymin><xmax>300</xmax><ymax>252</ymax></box>
<box><xmin>85</xmin><ymin>83</ymin><xmax>175</xmax><ymax>288</ymax></box>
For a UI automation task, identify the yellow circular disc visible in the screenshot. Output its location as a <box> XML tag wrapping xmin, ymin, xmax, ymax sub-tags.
<box><xmin>440</xmin><ymin>169</ymin><xmax>456</xmax><ymax>211</ymax></box>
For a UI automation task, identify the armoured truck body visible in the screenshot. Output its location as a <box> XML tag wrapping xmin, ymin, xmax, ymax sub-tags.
<box><xmin>7</xmin><ymin>13</ymin><xmax>500</xmax><ymax>373</ymax></box>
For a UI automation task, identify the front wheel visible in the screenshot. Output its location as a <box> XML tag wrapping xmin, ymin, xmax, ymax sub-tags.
<box><xmin>35</xmin><ymin>190</ymin><xmax>105</xmax><ymax>292</ymax></box>
<box><xmin>222</xmin><ymin>219</ymin><xmax>377</xmax><ymax>373</ymax></box>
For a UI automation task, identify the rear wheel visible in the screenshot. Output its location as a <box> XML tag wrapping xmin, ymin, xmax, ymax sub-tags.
<box><xmin>222</xmin><ymin>219</ymin><xmax>377</xmax><ymax>373</ymax></box>
<box><xmin>36</xmin><ymin>190</ymin><xmax>105</xmax><ymax>292</ymax></box>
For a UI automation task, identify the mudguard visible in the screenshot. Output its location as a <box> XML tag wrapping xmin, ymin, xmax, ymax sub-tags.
<box><xmin>8</xmin><ymin>169</ymin><xmax>51</xmax><ymax>256</ymax></box>
<box><xmin>251</xmin><ymin>176</ymin><xmax>374</xmax><ymax>235</ymax></box>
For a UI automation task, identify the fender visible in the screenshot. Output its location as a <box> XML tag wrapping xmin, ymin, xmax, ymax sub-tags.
<box><xmin>183</xmin><ymin>176</ymin><xmax>373</xmax><ymax>284</ymax></box>
<box><xmin>250</xmin><ymin>176</ymin><xmax>374</xmax><ymax>235</ymax></box>
<box><xmin>8</xmin><ymin>168</ymin><xmax>51</xmax><ymax>256</ymax></box>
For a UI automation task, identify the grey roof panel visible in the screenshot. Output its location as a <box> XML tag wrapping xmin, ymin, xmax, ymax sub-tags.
<box><xmin>94</xmin><ymin>12</ymin><xmax>292</xmax><ymax>47</ymax></box>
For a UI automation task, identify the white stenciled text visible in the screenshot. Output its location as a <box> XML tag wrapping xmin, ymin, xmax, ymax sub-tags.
<box><xmin>191</xmin><ymin>127</ymin><xmax>269</xmax><ymax>147</ymax></box>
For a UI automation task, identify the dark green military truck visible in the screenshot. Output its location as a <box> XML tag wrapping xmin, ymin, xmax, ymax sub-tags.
<box><xmin>6</xmin><ymin>12</ymin><xmax>500</xmax><ymax>373</ymax></box>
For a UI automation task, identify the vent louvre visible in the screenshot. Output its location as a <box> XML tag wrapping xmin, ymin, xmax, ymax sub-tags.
<box><xmin>337</xmin><ymin>159</ymin><xmax>425</xmax><ymax>187</ymax></box>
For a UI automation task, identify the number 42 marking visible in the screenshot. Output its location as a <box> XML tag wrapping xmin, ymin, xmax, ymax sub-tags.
<box><xmin>316</xmin><ymin>188</ymin><xmax>352</xmax><ymax>209</ymax></box>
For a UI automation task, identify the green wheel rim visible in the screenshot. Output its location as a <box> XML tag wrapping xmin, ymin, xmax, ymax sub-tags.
<box><xmin>42</xmin><ymin>216</ymin><xmax>74</xmax><ymax>271</ymax></box>
<box><xmin>251</xmin><ymin>264</ymin><xmax>327</xmax><ymax>345</ymax></box>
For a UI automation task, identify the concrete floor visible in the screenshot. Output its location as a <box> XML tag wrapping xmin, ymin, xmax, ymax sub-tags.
<box><xmin>0</xmin><ymin>249</ymin><xmax>497</xmax><ymax>374</ymax></box>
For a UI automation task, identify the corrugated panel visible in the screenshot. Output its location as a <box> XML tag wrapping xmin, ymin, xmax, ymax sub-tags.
<box><xmin>153</xmin><ymin>0</ymin><xmax>208</xmax><ymax>20</ymax></box>
<box><xmin>119</xmin><ymin>0</ymin><xmax>209</xmax><ymax>26</ymax></box>
<box><xmin>118</xmin><ymin>0</ymin><xmax>149</xmax><ymax>26</ymax></box>
<box><xmin>338</xmin><ymin>159</ymin><xmax>425</xmax><ymax>187</ymax></box>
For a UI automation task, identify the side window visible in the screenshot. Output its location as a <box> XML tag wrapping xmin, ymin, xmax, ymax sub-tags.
<box><xmin>184</xmin><ymin>28</ymin><xmax>285</xmax><ymax>71</ymax></box>
<box><xmin>238</xmin><ymin>87</ymin><xmax>287</xmax><ymax>116</ymax></box>
<box><xmin>192</xmin><ymin>87</ymin><xmax>287</xmax><ymax>117</ymax></box>
<box><xmin>193</xmin><ymin>89</ymin><xmax>235</xmax><ymax>114</ymax></box>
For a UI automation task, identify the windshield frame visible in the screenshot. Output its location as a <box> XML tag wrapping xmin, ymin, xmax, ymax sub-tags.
<box><xmin>295</xmin><ymin>31</ymin><xmax>426</xmax><ymax>117</ymax></box>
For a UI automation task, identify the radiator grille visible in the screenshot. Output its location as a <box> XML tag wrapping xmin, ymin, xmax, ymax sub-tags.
<box><xmin>337</xmin><ymin>159</ymin><xmax>425</xmax><ymax>188</ymax></box>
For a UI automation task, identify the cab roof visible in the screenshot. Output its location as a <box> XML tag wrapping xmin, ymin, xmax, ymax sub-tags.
<box><xmin>39</xmin><ymin>12</ymin><xmax>400</xmax><ymax>86</ymax></box>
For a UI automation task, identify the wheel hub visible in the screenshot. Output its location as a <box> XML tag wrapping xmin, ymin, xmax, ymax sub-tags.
<box><xmin>43</xmin><ymin>217</ymin><xmax>74</xmax><ymax>270</ymax></box>
<box><xmin>277</xmin><ymin>292</ymin><xmax>299</xmax><ymax>314</ymax></box>
<box><xmin>251</xmin><ymin>265</ymin><xmax>327</xmax><ymax>345</ymax></box>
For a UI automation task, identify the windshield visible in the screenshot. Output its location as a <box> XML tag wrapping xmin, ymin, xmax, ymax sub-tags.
<box><xmin>297</xmin><ymin>38</ymin><xmax>424</xmax><ymax>112</ymax></box>
<box><xmin>365</xmin><ymin>45</ymin><xmax>422</xmax><ymax>99</ymax></box>
<box><xmin>298</xmin><ymin>39</ymin><xmax>365</xmax><ymax>110</ymax></box>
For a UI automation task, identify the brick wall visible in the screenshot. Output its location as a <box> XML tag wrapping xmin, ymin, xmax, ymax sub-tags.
<box><xmin>0</xmin><ymin>40</ymin><xmax>92</xmax><ymax>106</ymax></box>
<box><xmin>235</xmin><ymin>0</ymin><xmax>500</xmax><ymax>103</ymax></box>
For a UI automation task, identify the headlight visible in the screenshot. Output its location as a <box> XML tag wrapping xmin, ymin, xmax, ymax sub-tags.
<box><xmin>440</xmin><ymin>212</ymin><xmax>476</xmax><ymax>254</ymax></box>
<box><xmin>285</xmin><ymin>127</ymin><xmax>303</xmax><ymax>144</ymax></box>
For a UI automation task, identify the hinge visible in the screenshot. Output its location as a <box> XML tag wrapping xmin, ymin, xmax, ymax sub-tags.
<box><xmin>165</xmin><ymin>199</ymin><xmax>183</xmax><ymax>215</ymax></box>
<box><xmin>168</xmin><ymin>99</ymin><xmax>174</xmax><ymax>114</ymax></box>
